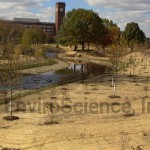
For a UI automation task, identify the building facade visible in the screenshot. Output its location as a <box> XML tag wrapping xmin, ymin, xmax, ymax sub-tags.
<box><xmin>13</xmin><ymin>2</ymin><xmax>66</xmax><ymax>41</ymax></box>
<box><xmin>55</xmin><ymin>2</ymin><xmax>66</xmax><ymax>34</ymax></box>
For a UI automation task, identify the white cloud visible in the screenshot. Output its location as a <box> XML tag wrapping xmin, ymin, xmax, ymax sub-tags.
<box><xmin>86</xmin><ymin>0</ymin><xmax>150</xmax><ymax>11</ymax></box>
<box><xmin>0</xmin><ymin>0</ymin><xmax>55</xmax><ymax>22</ymax></box>
<box><xmin>0</xmin><ymin>0</ymin><xmax>149</xmax><ymax>37</ymax></box>
<box><xmin>86</xmin><ymin>0</ymin><xmax>150</xmax><ymax>37</ymax></box>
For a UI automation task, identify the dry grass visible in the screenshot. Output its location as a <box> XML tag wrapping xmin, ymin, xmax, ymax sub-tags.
<box><xmin>0</xmin><ymin>51</ymin><xmax>149</xmax><ymax>150</ymax></box>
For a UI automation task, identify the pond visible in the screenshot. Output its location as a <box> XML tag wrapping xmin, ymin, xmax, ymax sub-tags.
<box><xmin>0</xmin><ymin>63</ymin><xmax>110</xmax><ymax>91</ymax></box>
<box><xmin>45</xmin><ymin>51</ymin><xmax>58</xmax><ymax>58</ymax></box>
<box><xmin>16</xmin><ymin>71</ymin><xmax>64</xmax><ymax>90</ymax></box>
<box><xmin>68</xmin><ymin>63</ymin><xmax>110</xmax><ymax>75</ymax></box>
<box><xmin>0</xmin><ymin>51</ymin><xmax>111</xmax><ymax>91</ymax></box>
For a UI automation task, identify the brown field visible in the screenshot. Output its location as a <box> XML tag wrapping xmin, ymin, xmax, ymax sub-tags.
<box><xmin>0</xmin><ymin>52</ymin><xmax>150</xmax><ymax>150</ymax></box>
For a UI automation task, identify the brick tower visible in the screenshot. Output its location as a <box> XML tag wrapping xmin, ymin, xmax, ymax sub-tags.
<box><xmin>55</xmin><ymin>2</ymin><xmax>66</xmax><ymax>34</ymax></box>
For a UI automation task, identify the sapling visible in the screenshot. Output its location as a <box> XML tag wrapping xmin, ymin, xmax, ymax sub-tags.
<box><xmin>110</xmin><ymin>77</ymin><xmax>114</xmax><ymax>87</ymax></box>
<box><xmin>45</xmin><ymin>102</ymin><xmax>55</xmax><ymax>123</ymax></box>
<box><xmin>45</xmin><ymin>86</ymin><xmax>57</xmax><ymax>124</ymax></box>
<box><xmin>61</xmin><ymin>88</ymin><xmax>70</xmax><ymax>107</ymax></box>
<box><xmin>113</xmin><ymin>83</ymin><xmax>116</xmax><ymax>97</ymax></box>
<box><xmin>133</xmin><ymin>76</ymin><xmax>136</xmax><ymax>82</ymax></box>
<box><xmin>129</xmin><ymin>65</ymin><xmax>132</xmax><ymax>76</ymax></box>
<box><xmin>144</xmin><ymin>86</ymin><xmax>149</xmax><ymax>98</ymax></box>
<box><xmin>146</xmin><ymin>76</ymin><xmax>149</xmax><ymax>81</ymax></box>
<box><xmin>144</xmin><ymin>68</ymin><xmax>148</xmax><ymax>73</ymax></box>
<box><xmin>139</xmin><ymin>69</ymin><xmax>142</xmax><ymax>75</ymax></box>
<box><xmin>62</xmin><ymin>88</ymin><xmax>68</xmax><ymax>100</ymax></box>
<box><xmin>84</xmin><ymin>82</ymin><xmax>89</xmax><ymax>94</ymax></box>
<box><xmin>141</xmin><ymin>58</ymin><xmax>144</xmax><ymax>66</ymax></box>
<box><xmin>50</xmin><ymin>85</ymin><xmax>56</xmax><ymax>100</ymax></box>
<box><xmin>132</xmin><ymin>67</ymin><xmax>136</xmax><ymax>76</ymax></box>
<box><xmin>120</xmin><ymin>134</ymin><xmax>130</xmax><ymax>150</ymax></box>
<box><xmin>100</xmin><ymin>75</ymin><xmax>104</xmax><ymax>82</ymax></box>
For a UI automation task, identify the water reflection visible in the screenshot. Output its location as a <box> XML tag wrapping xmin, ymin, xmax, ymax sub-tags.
<box><xmin>0</xmin><ymin>62</ymin><xmax>110</xmax><ymax>91</ymax></box>
<box><xmin>17</xmin><ymin>71</ymin><xmax>64</xmax><ymax>90</ymax></box>
<box><xmin>45</xmin><ymin>52</ymin><xmax>57</xmax><ymax>58</ymax></box>
<box><xmin>68</xmin><ymin>63</ymin><xmax>110</xmax><ymax>75</ymax></box>
<box><xmin>85</xmin><ymin>63</ymin><xmax>110</xmax><ymax>75</ymax></box>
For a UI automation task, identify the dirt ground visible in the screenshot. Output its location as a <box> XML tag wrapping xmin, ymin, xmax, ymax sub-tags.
<box><xmin>0</xmin><ymin>52</ymin><xmax>150</xmax><ymax>150</ymax></box>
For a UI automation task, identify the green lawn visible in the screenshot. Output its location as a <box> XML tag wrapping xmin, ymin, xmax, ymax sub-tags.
<box><xmin>18</xmin><ymin>59</ymin><xmax>58</xmax><ymax>70</ymax></box>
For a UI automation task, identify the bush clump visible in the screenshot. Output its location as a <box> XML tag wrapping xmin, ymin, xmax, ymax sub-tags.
<box><xmin>34</xmin><ymin>47</ymin><xmax>44</xmax><ymax>58</ymax></box>
<box><xmin>14</xmin><ymin>44</ymin><xmax>32</xmax><ymax>56</ymax></box>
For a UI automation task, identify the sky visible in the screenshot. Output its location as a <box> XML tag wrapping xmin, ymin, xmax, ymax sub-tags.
<box><xmin>0</xmin><ymin>0</ymin><xmax>149</xmax><ymax>37</ymax></box>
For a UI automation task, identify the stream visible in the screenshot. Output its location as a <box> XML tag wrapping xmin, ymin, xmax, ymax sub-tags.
<box><xmin>0</xmin><ymin>52</ymin><xmax>110</xmax><ymax>91</ymax></box>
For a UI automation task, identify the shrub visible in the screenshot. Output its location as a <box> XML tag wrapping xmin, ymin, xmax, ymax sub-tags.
<box><xmin>34</xmin><ymin>48</ymin><xmax>44</xmax><ymax>58</ymax></box>
<box><xmin>14</xmin><ymin>45</ymin><xmax>23</xmax><ymax>55</ymax></box>
<box><xmin>14</xmin><ymin>44</ymin><xmax>32</xmax><ymax>56</ymax></box>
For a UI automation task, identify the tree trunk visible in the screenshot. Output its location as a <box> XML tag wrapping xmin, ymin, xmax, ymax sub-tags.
<box><xmin>82</xmin><ymin>42</ymin><xmax>84</xmax><ymax>51</ymax></box>
<box><xmin>96</xmin><ymin>44</ymin><xmax>99</xmax><ymax>50</ymax></box>
<box><xmin>74</xmin><ymin>45</ymin><xmax>77</xmax><ymax>51</ymax></box>
<box><xmin>102</xmin><ymin>46</ymin><xmax>105</xmax><ymax>51</ymax></box>
<box><xmin>10</xmin><ymin>81</ymin><xmax>13</xmax><ymax>118</ymax></box>
<box><xmin>131</xmin><ymin>42</ymin><xmax>134</xmax><ymax>51</ymax></box>
<box><xmin>130</xmin><ymin>66</ymin><xmax>132</xmax><ymax>76</ymax></box>
<box><xmin>74</xmin><ymin>64</ymin><xmax>76</xmax><ymax>77</ymax></box>
<box><xmin>81</xmin><ymin>64</ymin><xmax>84</xmax><ymax>81</ymax></box>
<box><xmin>73</xmin><ymin>64</ymin><xmax>76</xmax><ymax>72</ymax></box>
<box><xmin>112</xmin><ymin>77</ymin><xmax>114</xmax><ymax>87</ymax></box>
<box><xmin>51</xmin><ymin>110</ymin><xmax>53</xmax><ymax>123</ymax></box>
<box><xmin>88</xmin><ymin>43</ymin><xmax>90</xmax><ymax>50</ymax></box>
<box><xmin>113</xmin><ymin>83</ymin><xmax>116</xmax><ymax>96</ymax></box>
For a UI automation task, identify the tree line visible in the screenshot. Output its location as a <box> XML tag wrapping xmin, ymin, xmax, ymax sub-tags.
<box><xmin>56</xmin><ymin>9</ymin><xmax>147</xmax><ymax>51</ymax></box>
<box><xmin>0</xmin><ymin>20</ymin><xmax>47</xmax><ymax>56</ymax></box>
